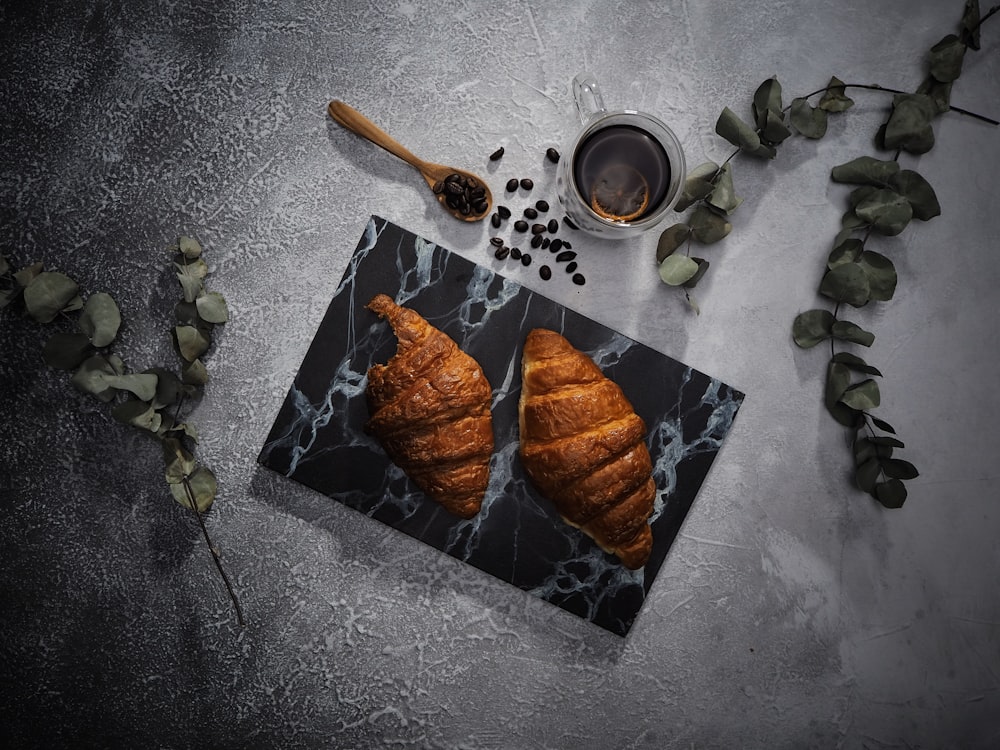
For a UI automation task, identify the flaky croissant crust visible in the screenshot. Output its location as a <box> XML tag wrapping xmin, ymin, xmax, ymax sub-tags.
<box><xmin>518</xmin><ymin>328</ymin><xmax>655</xmax><ymax>569</ymax></box>
<box><xmin>365</xmin><ymin>294</ymin><xmax>493</xmax><ymax>519</ymax></box>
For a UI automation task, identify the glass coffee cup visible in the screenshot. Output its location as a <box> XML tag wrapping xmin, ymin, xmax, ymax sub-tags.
<box><xmin>556</xmin><ymin>74</ymin><xmax>686</xmax><ymax>239</ymax></box>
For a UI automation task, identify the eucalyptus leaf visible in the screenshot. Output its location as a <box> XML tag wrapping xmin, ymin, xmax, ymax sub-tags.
<box><xmin>146</xmin><ymin>367</ymin><xmax>183</xmax><ymax>408</ymax></box>
<box><xmin>23</xmin><ymin>271</ymin><xmax>79</xmax><ymax>324</ymax></box>
<box><xmin>656</xmin><ymin>224</ymin><xmax>692</xmax><ymax>262</ymax></box>
<box><xmin>789</xmin><ymin>97</ymin><xmax>828</xmax><ymax>139</ymax></box>
<box><xmin>760</xmin><ymin>109</ymin><xmax>791</xmax><ymax>145</ymax></box>
<box><xmin>870</xmin><ymin>416</ymin><xmax>896</xmax><ymax>434</ymax></box>
<box><xmin>854</xmin><ymin>436</ymin><xmax>877</xmax><ymax>465</ymax></box>
<box><xmin>848</xmin><ymin>186</ymin><xmax>878</xmax><ymax>211</ymax></box>
<box><xmin>832</xmin><ymin>320</ymin><xmax>875</xmax><ymax>347</ymax></box>
<box><xmin>825</xmin><ymin>361</ymin><xmax>852</xmax><ymax>410</ymax></box>
<box><xmin>752</xmin><ymin>77</ymin><xmax>783</xmax><ymax>128</ymax></box>
<box><xmin>111</xmin><ymin>399</ymin><xmax>163</xmax><ymax>433</ymax></box>
<box><xmin>830</xmin><ymin>156</ymin><xmax>900</xmax><ymax>186</ymax></box>
<box><xmin>855</xmin><ymin>188</ymin><xmax>913</xmax><ymax>236</ymax></box>
<box><xmin>42</xmin><ymin>332</ymin><xmax>92</xmax><ymax>370</ymax></box>
<box><xmin>164</xmin><ymin>445</ymin><xmax>197</xmax><ymax>484</ymax></box>
<box><xmin>70</xmin><ymin>354</ymin><xmax>123</xmax><ymax>402</ymax></box>
<box><xmin>916</xmin><ymin>75</ymin><xmax>953</xmax><ymax>114</ymax></box>
<box><xmin>683</xmin><ymin>258</ymin><xmax>710</xmax><ymax>289</ymax></box>
<box><xmin>856</xmin><ymin>457</ymin><xmax>881</xmax><ymax>493</ymax></box>
<box><xmin>182</xmin><ymin>358</ymin><xmax>210</xmax><ymax>385</ymax></box>
<box><xmin>0</xmin><ymin>255</ymin><xmax>10</xmax><ymax>275</ymax></box>
<box><xmin>706</xmin><ymin>163</ymin><xmax>742</xmax><ymax>214</ymax></box>
<box><xmin>792</xmin><ymin>309</ymin><xmax>835</xmax><ymax>348</ymax></box>
<box><xmin>929</xmin><ymin>34</ymin><xmax>966</xmax><ymax>82</ymax></box>
<box><xmin>889</xmin><ymin>170</ymin><xmax>941</xmax><ymax>221</ymax></box>
<box><xmin>869</xmin><ymin>436</ymin><xmax>905</xmax><ymax>448</ymax></box>
<box><xmin>881</xmin><ymin>458</ymin><xmax>919</xmax><ymax>480</ymax></box>
<box><xmin>688</xmin><ymin>206</ymin><xmax>732</xmax><ymax>244</ymax></box>
<box><xmin>831</xmin><ymin>352</ymin><xmax>882</xmax><ymax>376</ymax></box>
<box><xmin>105</xmin><ymin>373</ymin><xmax>159</xmax><ymax>402</ymax></box>
<box><xmin>857</xmin><ymin>250</ymin><xmax>897</xmax><ymax>301</ymax></box>
<box><xmin>658</xmin><ymin>254</ymin><xmax>700</xmax><ymax>286</ymax></box>
<box><xmin>874</xmin><ymin>478</ymin><xmax>907</xmax><ymax>508</ymax></box>
<box><xmin>63</xmin><ymin>295</ymin><xmax>84</xmax><ymax>313</ymax></box>
<box><xmin>79</xmin><ymin>292</ymin><xmax>121</xmax><ymax>347</ymax></box>
<box><xmin>675</xmin><ymin>162</ymin><xmax>719</xmax><ymax>211</ymax></box>
<box><xmin>174</xmin><ymin>325</ymin><xmax>210</xmax><ymax>362</ymax></box>
<box><xmin>175</xmin><ymin>300</ymin><xmax>200</xmax><ymax>326</ymax></box>
<box><xmin>13</xmin><ymin>261</ymin><xmax>44</xmax><ymax>288</ymax></box>
<box><xmin>839</xmin><ymin>378</ymin><xmax>881</xmax><ymax>411</ymax></box>
<box><xmin>828</xmin><ymin>238</ymin><xmax>864</xmax><ymax>269</ymax></box>
<box><xmin>819</xmin><ymin>264</ymin><xmax>870</xmax><ymax>307</ymax></box>
<box><xmin>196</xmin><ymin>291</ymin><xmax>229</xmax><ymax>324</ymax></box>
<box><xmin>0</xmin><ymin>288</ymin><xmax>17</xmax><ymax>309</ymax></box>
<box><xmin>178</xmin><ymin>235</ymin><xmax>203</xmax><ymax>260</ymax></box>
<box><xmin>170</xmin><ymin>466</ymin><xmax>217</xmax><ymax>512</ymax></box>
<box><xmin>716</xmin><ymin>107</ymin><xmax>762</xmax><ymax>153</ymax></box>
<box><xmin>961</xmin><ymin>0</ymin><xmax>981</xmax><ymax>50</ymax></box>
<box><xmin>818</xmin><ymin>76</ymin><xmax>854</xmax><ymax>112</ymax></box>
<box><xmin>884</xmin><ymin>94</ymin><xmax>936</xmax><ymax>154</ymax></box>
<box><xmin>176</xmin><ymin>270</ymin><xmax>202</xmax><ymax>304</ymax></box>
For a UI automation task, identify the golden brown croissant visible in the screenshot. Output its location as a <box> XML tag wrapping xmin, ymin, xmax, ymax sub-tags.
<box><xmin>365</xmin><ymin>294</ymin><xmax>494</xmax><ymax>519</ymax></box>
<box><xmin>518</xmin><ymin>328</ymin><xmax>655</xmax><ymax>569</ymax></box>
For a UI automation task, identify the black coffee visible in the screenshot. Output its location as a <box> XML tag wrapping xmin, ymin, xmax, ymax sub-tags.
<box><xmin>572</xmin><ymin>124</ymin><xmax>671</xmax><ymax>222</ymax></box>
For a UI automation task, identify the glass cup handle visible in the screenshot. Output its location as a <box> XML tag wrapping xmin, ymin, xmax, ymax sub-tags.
<box><xmin>572</xmin><ymin>73</ymin><xmax>606</xmax><ymax>124</ymax></box>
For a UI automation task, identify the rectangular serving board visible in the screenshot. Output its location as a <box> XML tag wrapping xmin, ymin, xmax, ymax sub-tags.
<box><xmin>258</xmin><ymin>216</ymin><xmax>744</xmax><ymax>636</ymax></box>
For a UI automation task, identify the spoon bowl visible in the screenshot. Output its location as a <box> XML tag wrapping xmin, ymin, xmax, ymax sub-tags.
<box><xmin>328</xmin><ymin>100</ymin><xmax>493</xmax><ymax>222</ymax></box>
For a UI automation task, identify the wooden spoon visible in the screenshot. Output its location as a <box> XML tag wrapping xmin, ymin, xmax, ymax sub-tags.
<box><xmin>328</xmin><ymin>100</ymin><xmax>493</xmax><ymax>222</ymax></box>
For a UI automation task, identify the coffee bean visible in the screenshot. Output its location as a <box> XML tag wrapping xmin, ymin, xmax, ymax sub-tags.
<box><xmin>541</xmin><ymin>237</ymin><xmax>551</xmax><ymax>249</ymax></box>
<box><xmin>572</xmin><ymin>273</ymin><xmax>586</xmax><ymax>285</ymax></box>
<box><xmin>510</xmin><ymin>247</ymin><xmax>522</xmax><ymax>260</ymax></box>
<box><xmin>474</xmin><ymin>200</ymin><xmax>489</xmax><ymax>214</ymax></box>
<box><xmin>555</xmin><ymin>251</ymin><xmax>576</xmax><ymax>263</ymax></box>
<box><xmin>565</xmin><ymin>261</ymin><xmax>578</xmax><ymax>273</ymax></box>
<box><xmin>521</xmin><ymin>253</ymin><xmax>532</xmax><ymax>267</ymax></box>
<box><xmin>535</xmin><ymin>200</ymin><xmax>549</xmax><ymax>212</ymax></box>
<box><xmin>519</xmin><ymin>178</ymin><xmax>533</xmax><ymax>190</ymax></box>
<box><xmin>539</xmin><ymin>265</ymin><xmax>552</xmax><ymax>280</ymax></box>
<box><xmin>514</xmin><ymin>220</ymin><xmax>529</xmax><ymax>232</ymax></box>
<box><xmin>546</xmin><ymin>148</ymin><xmax>560</xmax><ymax>163</ymax></box>
<box><xmin>491</xmin><ymin>213</ymin><xmax>501</xmax><ymax>228</ymax></box>
<box><xmin>549</xmin><ymin>238</ymin><xmax>563</xmax><ymax>252</ymax></box>
<box><xmin>523</xmin><ymin>207</ymin><xmax>538</xmax><ymax>220</ymax></box>
<box><xmin>490</xmin><ymin>236</ymin><xmax>504</xmax><ymax>246</ymax></box>
<box><xmin>547</xmin><ymin>218</ymin><xmax>559</xmax><ymax>233</ymax></box>
<box><xmin>490</xmin><ymin>147</ymin><xmax>505</xmax><ymax>161</ymax></box>
<box><xmin>494</xmin><ymin>246</ymin><xmax>510</xmax><ymax>260</ymax></box>
<box><xmin>561</xmin><ymin>241</ymin><xmax>572</xmax><ymax>249</ymax></box>
<box><xmin>445</xmin><ymin>180</ymin><xmax>464</xmax><ymax>195</ymax></box>
<box><xmin>563</xmin><ymin>216</ymin><xmax>579</xmax><ymax>230</ymax></box>
<box><xmin>530</xmin><ymin>234</ymin><xmax>543</xmax><ymax>249</ymax></box>
<box><xmin>506</xmin><ymin>178</ymin><xmax>519</xmax><ymax>192</ymax></box>
<box><xmin>433</xmin><ymin>180</ymin><xmax>445</xmax><ymax>194</ymax></box>
<box><xmin>531</xmin><ymin>223</ymin><xmax>546</xmax><ymax>235</ymax></box>
<box><xmin>497</xmin><ymin>205</ymin><xmax>511</xmax><ymax>219</ymax></box>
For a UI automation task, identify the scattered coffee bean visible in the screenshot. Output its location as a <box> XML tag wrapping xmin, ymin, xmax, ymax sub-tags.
<box><xmin>490</xmin><ymin>236</ymin><xmax>504</xmax><ymax>247</ymax></box>
<box><xmin>531</xmin><ymin>223</ymin><xmax>546</xmax><ymax>235</ymax></box>
<box><xmin>535</xmin><ymin>200</ymin><xmax>549</xmax><ymax>212</ymax></box>
<box><xmin>572</xmin><ymin>273</ymin><xmax>586</xmax><ymax>285</ymax></box>
<box><xmin>510</xmin><ymin>247</ymin><xmax>522</xmax><ymax>260</ymax></box>
<box><xmin>549</xmin><ymin>238</ymin><xmax>563</xmax><ymax>252</ymax></box>
<box><xmin>547</xmin><ymin>218</ymin><xmax>559</xmax><ymax>233</ymax></box>
<box><xmin>514</xmin><ymin>220</ymin><xmax>529</xmax><ymax>232</ymax></box>
<box><xmin>539</xmin><ymin>265</ymin><xmax>552</xmax><ymax>280</ymax></box>
<box><xmin>491</xmin><ymin>213</ymin><xmax>501</xmax><ymax>228</ymax></box>
<box><xmin>494</xmin><ymin>246</ymin><xmax>510</xmax><ymax>260</ymax></box>
<box><xmin>506</xmin><ymin>178</ymin><xmax>519</xmax><ymax>192</ymax></box>
<box><xmin>521</xmin><ymin>253</ymin><xmax>532</xmax><ymax>267</ymax></box>
<box><xmin>555</xmin><ymin>250</ymin><xmax>577</xmax><ymax>263</ymax></box>
<box><xmin>497</xmin><ymin>205</ymin><xmax>511</xmax><ymax>219</ymax></box>
<box><xmin>519</xmin><ymin>178</ymin><xmax>534</xmax><ymax>190</ymax></box>
<box><xmin>523</xmin><ymin>207</ymin><xmax>538</xmax><ymax>220</ymax></box>
<box><xmin>565</xmin><ymin>261</ymin><xmax>578</xmax><ymax>273</ymax></box>
<box><xmin>490</xmin><ymin>147</ymin><xmax>505</xmax><ymax>161</ymax></box>
<box><xmin>541</xmin><ymin>237</ymin><xmax>551</xmax><ymax>249</ymax></box>
<box><xmin>561</xmin><ymin>241</ymin><xmax>572</xmax><ymax>249</ymax></box>
<box><xmin>563</xmin><ymin>216</ymin><xmax>579</xmax><ymax>230</ymax></box>
<box><xmin>546</xmin><ymin>147</ymin><xmax>560</xmax><ymax>163</ymax></box>
<box><xmin>530</xmin><ymin>234</ymin><xmax>543</xmax><ymax>249</ymax></box>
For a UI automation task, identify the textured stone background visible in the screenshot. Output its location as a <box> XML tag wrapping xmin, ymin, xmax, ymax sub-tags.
<box><xmin>2</xmin><ymin>0</ymin><xmax>998</xmax><ymax>747</ymax></box>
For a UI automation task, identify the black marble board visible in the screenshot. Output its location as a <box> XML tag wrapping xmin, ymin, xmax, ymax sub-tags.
<box><xmin>258</xmin><ymin>216</ymin><xmax>744</xmax><ymax>636</ymax></box>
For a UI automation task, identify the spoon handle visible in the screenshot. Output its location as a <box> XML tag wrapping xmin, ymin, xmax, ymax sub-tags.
<box><xmin>328</xmin><ymin>100</ymin><xmax>429</xmax><ymax>173</ymax></box>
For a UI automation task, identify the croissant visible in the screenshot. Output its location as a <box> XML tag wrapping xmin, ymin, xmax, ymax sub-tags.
<box><xmin>364</xmin><ymin>294</ymin><xmax>494</xmax><ymax>519</ymax></box>
<box><xmin>518</xmin><ymin>328</ymin><xmax>655</xmax><ymax>569</ymax></box>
